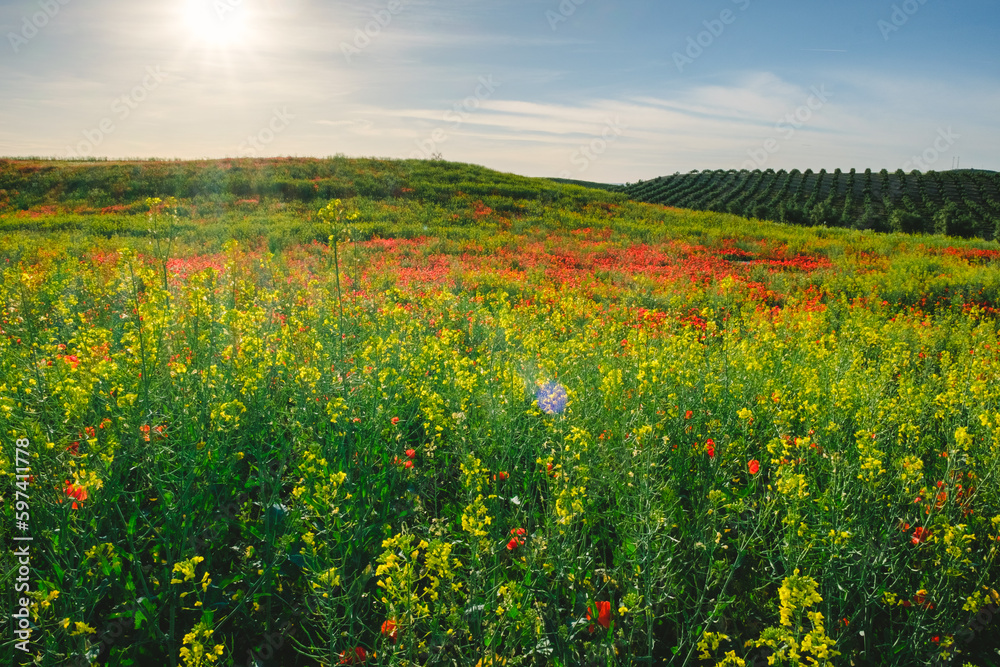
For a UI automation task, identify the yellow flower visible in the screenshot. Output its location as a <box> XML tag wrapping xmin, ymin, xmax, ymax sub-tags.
<box><xmin>70</xmin><ymin>621</ymin><xmax>97</xmax><ymax>636</ymax></box>
<box><xmin>171</xmin><ymin>556</ymin><xmax>205</xmax><ymax>583</ymax></box>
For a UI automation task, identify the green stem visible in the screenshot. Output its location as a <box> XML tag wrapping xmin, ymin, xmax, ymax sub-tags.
<box><xmin>333</xmin><ymin>229</ymin><xmax>345</xmax><ymax>362</ymax></box>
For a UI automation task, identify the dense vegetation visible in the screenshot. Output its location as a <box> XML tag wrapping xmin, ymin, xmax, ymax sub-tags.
<box><xmin>622</xmin><ymin>169</ymin><xmax>1000</xmax><ymax>240</ymax></box>
<box><xmin>2</xmin><ymin>158</ymin><xmax>1000</xmax><ymax>667</ymax></box>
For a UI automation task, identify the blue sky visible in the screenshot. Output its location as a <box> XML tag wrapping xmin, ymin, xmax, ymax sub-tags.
<box><xmin>1</xmin><ymin>0</ymin><xmax>998</xmax><ymax>183</ymax></box>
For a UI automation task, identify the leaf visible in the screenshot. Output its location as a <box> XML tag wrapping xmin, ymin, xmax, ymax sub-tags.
<box><xmin>221</xmin><ymin>573</ymin><xmax>245</xmax><ymax>588</ymax></box>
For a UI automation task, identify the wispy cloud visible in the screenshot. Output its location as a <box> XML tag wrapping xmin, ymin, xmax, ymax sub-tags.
<box><xmin>1</xmin><ymin>0</ymin><xmax>997</xmax><ymax>178</ymax></box>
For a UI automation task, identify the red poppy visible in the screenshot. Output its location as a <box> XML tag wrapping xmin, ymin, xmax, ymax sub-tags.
<box><xmin>587</xmin><ymin>600</ymin><xmax>611</xmax><ymax>633</ymax></box>
<box><xmin>380</xmin><ymin>619</ymin><xmax>397</xmax><ymax>643</ymax></box>
<box><xmin>748</xmin><ymin>459</ymin><xmax>760</xmax><ymax>475</ymax></box>
<box><xmin>684</xmin><ymin>410</ymin><xmax>693</xmax><ymax>420</ymax></box>
<box><xmin>495</xmin><ymin>471</ymin><xmax>509</xmax><ymax>481</ymax></box>
<box><xmin>911</xmin><ymin>527</ymin><xmax>930</xmax><ymax>545</ymax></box>
<box><xmin>63</xmin><ymin>481</ymin><xmax>88</xmax><ymax>509</ymax></box>
<box><xmin>931</xmin><ymin>635</ymin><xmax>940</xmax><ymax>644</ymax></box>
<box><xmin>66</xmin><ymin>441</ymin><xmax>80</xmax><ymax>456</ymax></box>
<box><xmin>405</xmin><ymin>449</ymin><xmax>416</xmax><ymax>459</ymax></box>
<box><xmin>507</xmin><ymin>528</ymin><xmax>526</xmax><ymax>550</ymax></box>
<box><xmin>403</xmin><ymin>460</ymin><xmax>413</xmax><ymax>469</ymax></box>
<box><xmin>391</xmin><ymin>417</ymin><xmax>399</xmax><ymax>425</ymax></box>
<box><xmin>338</xmin><ymin>646</ymin><xmax>367</xmax><ymax>664</ymax></box>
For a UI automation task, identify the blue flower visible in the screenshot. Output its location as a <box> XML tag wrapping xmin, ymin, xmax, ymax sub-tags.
<box><xmin>536</xmin><ymin>381</ymin><xmax>568</xmax><ymax>415</ymax></box>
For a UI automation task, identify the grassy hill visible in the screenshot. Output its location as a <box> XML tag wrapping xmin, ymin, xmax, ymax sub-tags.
<box><xmin>0</xmin><ymin>157</ymin><xmax>612</xmax><ymax>211</ymax></box>
<box><xmin>622</xmin><ymin>168</ymin><xmax>1000</xmax><ymax>239</ymax></box>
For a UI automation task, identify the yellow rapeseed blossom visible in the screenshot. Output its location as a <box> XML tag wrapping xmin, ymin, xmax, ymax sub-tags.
<box><xmin>69</xmin><ymin>621</ymin><xmax>97</xmax><ymax>636</ymax></box>
<box><xmin>171</xmin><ymin>556</ymin><xmax>205</xmax><ymax>584</ymax></box>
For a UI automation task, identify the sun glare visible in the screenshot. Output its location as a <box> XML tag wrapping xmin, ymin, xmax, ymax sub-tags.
<box><xmin>183</xmin><ymin>0</ymin><xmax>250</xmax><ymax>47</ymax></box>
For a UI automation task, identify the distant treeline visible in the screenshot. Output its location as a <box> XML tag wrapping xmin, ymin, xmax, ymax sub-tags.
<box><xmin>621</xmin><ymin>168</ymin><xmax>1000</xmax><ymax>239</ymax></box>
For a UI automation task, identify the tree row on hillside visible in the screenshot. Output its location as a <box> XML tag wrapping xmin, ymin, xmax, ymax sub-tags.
<box><xmin>622</xmin><ymin>168</ymin><xmax>1000</xmax><ymax>240</ymax></box>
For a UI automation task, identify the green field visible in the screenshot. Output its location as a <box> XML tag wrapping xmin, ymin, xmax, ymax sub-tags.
<box><xmin>2</xmin><ymin>157</ymin><xmax>1000</xmax><ymax>667</ymax></box>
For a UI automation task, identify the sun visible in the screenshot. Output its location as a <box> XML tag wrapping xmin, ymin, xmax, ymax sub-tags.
<box><xmin>183</xmin><ymin>0</ymin><xmax>250</xmax><ymax>47</ymax></box>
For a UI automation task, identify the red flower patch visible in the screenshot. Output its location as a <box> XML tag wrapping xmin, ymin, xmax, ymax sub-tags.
<box><xmin>587</xmin><ymin>600</ymin><xmax>611</xmax><ymax>633</ymax></box>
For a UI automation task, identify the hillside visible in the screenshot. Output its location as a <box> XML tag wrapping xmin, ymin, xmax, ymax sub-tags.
<box><xmin>623</xmin><ymin>168</ymin><xmax>1000</xmax><ymax>239</ymax></box>
<box><xmin>0</xmin><ymin>157</ymin><xmax>611</xmax><ymax>211</ymax></box>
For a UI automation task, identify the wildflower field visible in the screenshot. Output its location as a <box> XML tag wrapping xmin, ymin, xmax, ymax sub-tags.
<box><xmin>2</xmin><ymin>158</ymin><xmax>1000</xmax><ymax>667</ymax></box>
